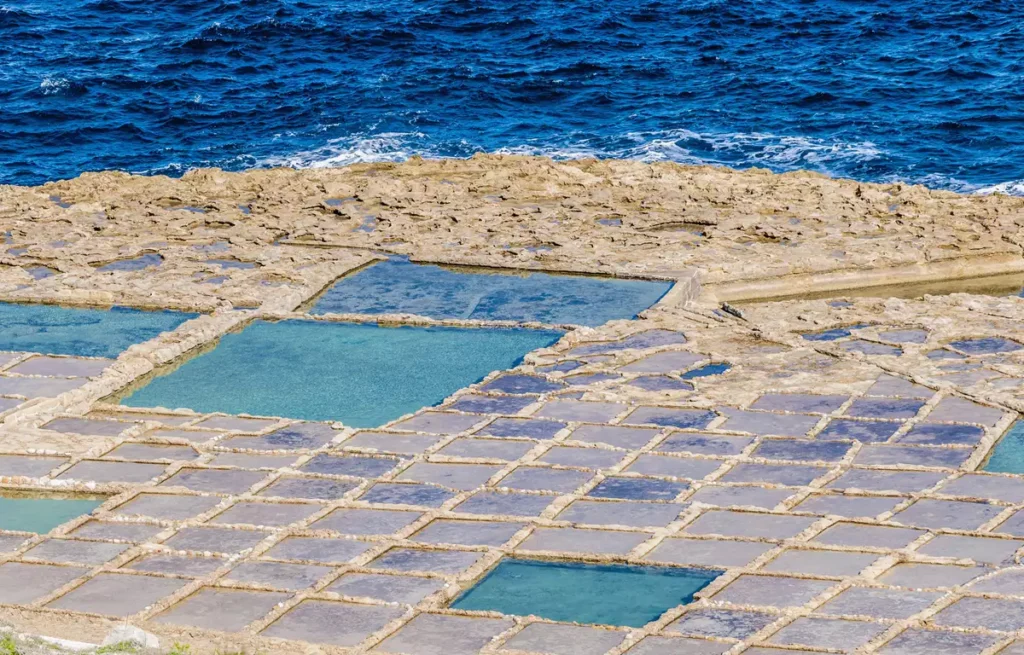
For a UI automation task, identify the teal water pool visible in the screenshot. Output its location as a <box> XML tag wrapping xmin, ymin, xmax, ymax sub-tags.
<box><xmin>0</xmin><ymin>302</ymin><xmax>196</xmax><ymax>358</ymax></box>
<box><xmin>120</xmin><ymin>319</ymin><xmax>562</xmax><ymax>427</ymax></box>
<box><xmin>0</xmin><ymin>494</ymin><xmax>105</xmax><ymax>534</ymax></box>
<box><xmin>451</xmin><ymin>558</ymin><xmax>721</xmax><ymax>627</ymax></box>
<box><xmin>985</xmin><ymin>420</ymin><xmax>1024</xmax><ymax>474</ymax></box>
<box><xmin>310</xmin><ymin>258</ymin><xmax>672</xmax><ymax>327</ymax></box>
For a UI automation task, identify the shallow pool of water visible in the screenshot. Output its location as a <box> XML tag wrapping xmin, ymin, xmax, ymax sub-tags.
<box><xmin>120</xmin><ymin>319</ymin><xmax>562</xmax><ymax>427</ymax></box>
<box><xmin>0</xmin><ymin>494</ymin><xmax>105</xmax><ymax>534</ymax></box>
<box><xmin>451</xmin><ymin>558</ymin><xmax>721</xmax><ymax>627</ymax></box>
<box><xmin>0</xmin><ymin>302</ymin><xmax>196</xmax><ymax>358</ymax></box>
<box><xmin>984</xmin><ymin>420</ymin><xmax>1024</xmax><ymax>474</ymax></box>
<box><xmin>309</xmin><ymin>258</ymin><xmax>672</xmax><ymax>327</ymax></box>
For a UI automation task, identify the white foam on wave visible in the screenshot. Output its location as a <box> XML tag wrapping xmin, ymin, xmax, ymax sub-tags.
<box><xmin>258</xmin><ymin>132</ymin><xmax>433</xmax><ymax>169</ymax></box>
<box><xmin>894</xmin><ymin>173</ymin><xmax>1024</xmax><ymax>197</ymax></box>
<box><xmin>38</xmin><ymin>77</ymin><xmax>70</xmax><ymax>95</ymax></box>
<box><xmin>258</xmin><ymin>128</ymin><xmax>1023</xmax><ymax>196</ymax></box>
<box><xmin>502</xmin><ymin>129</ymin><xmax>883</xmax><ymax>170</ymax></box>
<box><xmin>974</xmin><ymin>179</ymin><xmax>1024</xmax><ymax>196</ymax></box>
<box><xmin>262</xmin><ymin>128</ymin><xmax>883</xmax><ymax>173</ymax></box>
<box><xmin>624</xmin><ymin>129</ymin><xmax>884</xmax><ymax>168</ymax></box>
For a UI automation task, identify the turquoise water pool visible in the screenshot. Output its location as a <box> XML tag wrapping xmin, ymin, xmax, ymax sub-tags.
<box><xmin>310</xmin><ymin>258</ymin><xmax>672</xmax><ymax>327</ymax></box>
<box><xmin>0</xmin><ymin>494</ymin><xmax>105</xmax><ymax>534</ymax></box>
<box><xmin>121</xmin><ymin>319</ymin><xmax>562</xmax><ymax>426</ymax></box>
<box><xmin>451</xmin><ymin>558</ymin><xmax>721</xmax><ymax>627</ymax></box>
<box><xmin>0</xmin><ymin>302</ymin><xmax>196</xmax><ymax>358</ymax></box>
<box><xmin>985</xmin><ymin>420</ymin><xmax>1024</xmax><ymax>474</ymax></box>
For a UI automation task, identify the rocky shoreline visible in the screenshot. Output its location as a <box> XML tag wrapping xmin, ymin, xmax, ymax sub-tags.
<box><xmin>1</xmin><ymin>155</ymin><xmax>1022</xmax><ymax>307</ymax></box>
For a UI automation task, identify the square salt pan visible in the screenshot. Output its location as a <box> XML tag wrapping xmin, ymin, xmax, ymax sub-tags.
<box><xmin>892</xmin><ymin>499</ymin><xmax>1003</xmax><ymax>531</ymax></box>
<box><xmin>0</xmin><ymin>563</ymin><xmax>86</xmax><ymax>604</ymax></box>
<box><xmin>369</xmin><ymin>548</ymin><xmax>481</xmax><ymax>574</ymax></box>
<box><xmin>327</xmin><ymin>573</ymin><xmax>444</xmax><ymax>604</ymax></box>
<box><xmin>312</xmin><ymin>508</ymin><xmax>422</xmax><ymax>535</ymax></box>
<box><xmin>645</xmin><ymin>538</ymin><xmax>773</xmax><ymax>568</ymax></box>
<box><xmin>819</xmin><ymin>586</ymin><xmax>942</xmax><ymax>620</ymax></box>
<box><xmin>623</xmin><ymin>407</ymin><xmax>717</xmax><ymax>429</ymax></box>
<box><xmin>397</xmin><ymin>462</ymin><xmax>502</xmax><ymax>490</ymax></box>
<box><xmin>711</xmin><ymin>574</ymin><xmax>834</xmax><ymax>608</ymax></box>
<box><xmin>534</xmin><ymin>400</ymin><xmax>628</xmax><ymax>422</ymax></box>
<box><xmin>768</xmin><ymin>617</ymin><xmax>887</xmax><ymax>651</ymax></box>
<box><xmin>373</xmin><ymin>613</ymin><xmax>514</xmax><ymax>655</ymax></box>
<box><xmin>224</xmin><ymin>561</ymin><xmax>333</xmax><ymax>590</ymax></box>
<box><xmin>265</xmin><ymin>537</ymin><xmax>373</xmax><ymax>563</ymax></box>
<box><xmin>343</xmin><ymin>431</ymin><xmax>441</xmax><ymax>454</ymax></box>
<box><xmin>685</xmin><ymin>510</ymin><xmax>818</xmax><ymax>540</ymax></box>
<box><xmin>557</xmin><ymin>499</ymin><xmax>683</xmax><ymax>528</ymax></box>
<box><xmin>113</xmin><ymin>493</ymin><xmax>222</xmax><ymax>520</ymax></box>
<box><xmin>717</xmin><ymin>409</ymin><xmax>820</xmax><ymax>437</ymax></box>
<box><xmin>154</xmin><ymin>587</ymin><xmax>289</xmax><ymax>632</ymax></box>
<box><xmin>570</xmin><ymin>424</ymin><xmax>660</xmax><ymax>449</ymax></box>
<box><xmin>262</xmin><ymin>600</ymin><xmax>405</xmax><ymax>647</ymax></box>
<box><xmin>160</xmin><ymin>468</ymin><xmax>267</xmax><ymax>494</ymax></box>
<box><xmin>750</xmin><ymin>394</ymin><xmax>848</xmax><ymax>414</ymax></box>
<box><xmin>412</xmin><ymin>519</ymin><xmax>525</xmax><ymax>546</ymax></box>
<box><xmin>501</xmin><ymin>623</ymin><xmax>626</xmax><ymax>655</ymax></box>
<box><xmin>392</xmin><ymin>412</ymin><xmax>483</xmax><ymax>434</ymax></box>
<box><xmin>517</xmin><ymin>527</ymin><xmax>649</xmax><ymax>555</ymax></box>
<box><xmin>47</xmin><ymin>572</ymin><xmax>187</xmax><ymax>617</ymax></box>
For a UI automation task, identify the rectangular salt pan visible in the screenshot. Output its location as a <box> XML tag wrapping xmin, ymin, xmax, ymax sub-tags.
<box><xmin>120</xmin><ymin>320</ymin><xmax>562</xmax><ymax>427</ymax></box>
<box><xmin>0</xmin><ymin>302</ymin><xmax>196</xmax><ymax>358</ymax></box>
<box><xmin>310</xmin><ymin>258</ymin><xmax>672</xmax><ymax>327</ymax></box>
<box><xmin>985</xmin><ymin>420</ymin><xmax>1024</xmax><ymax>474</ymax></box>
<box><xmin>451</xmin><ymin>558</ymin><xmax>721</xmax><ymax>627</ymax></box>
<box><xmin>0</xmin><ymin>494</ymin><xmax>105</xmax><ymax>534</ymax></box>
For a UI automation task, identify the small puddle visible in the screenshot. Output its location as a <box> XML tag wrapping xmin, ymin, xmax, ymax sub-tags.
<box><xmin>353</xmin><ymin>215</ymin><xmax>378</xmax><ymax>233</ymax></box>
<box><xmin>681</xmin><ymin>362</ymin><xmax>731</xmax><ymax>379</ymax></box>
<box><xmin>24</xmin><ymin>265</ymin><xmax>57</xmax><ymax>280</ymax></box>
<box><xmin>118</xmin><ymin>319</ymin><xmax>562</xmax><ymax>427</ymax></box>
<box><xmin>204</xmin><ymin>258</ymin><xmax>257</xmax><ymax>270</ymax></box>
<box><xmin>0</xmin><ymin>302</ymin><xmax>196</xmax><ymax>358</ymax></box>
<box><xmin>801</xmin><ymin>324</ymin><xmax>872</xmax><ymax>342</ymax></box>
<box><xmin>97</xmin><ymin>253</ymin><xmax>164</xmax><ymax>272</ymax></box>
<box><xmin>451</xmin><ymin>558</ymin><xmax>722</xmax><ymax>627</ymax></box>
<box><xmin>308</xmin><ymin>257</ymin><xmax>672</xmax><ymax>327</ymax></box>
<box><xmin>0</xmin><ymin>491</ymin><xmax>106</xmax><ymax>534</ymax></box>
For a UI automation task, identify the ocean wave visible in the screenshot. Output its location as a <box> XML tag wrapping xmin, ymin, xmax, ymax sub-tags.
<box><xmin>260</xmin><ymin>129</ymin><xmax>883</xmax><ymax>175</ymax></box>
<box><xmin>257</xmin><ymin>132</ymin><xmax>434</xmax><ymax>169</ymax></box>
<box><xmin>502</xmin><ymin>129</ymin><xmax>884</xmax><ymax>172</ymax></box>
<box><xmin>39</xmin><ymin>77</ymin><xmax>70</xmax><ymax>95</ymax></box>
<box><xmin>974</xmin><ymin>179</ymin><xmax>1024</xmax><ymax>196</ymax></box>
<box><xmin>260</xmin><ymin>129</ymin><xmax>1024</xmax><ymax>197</ymax></box>
<box><xmin>37</xmin><ymin>77</ymin><xmax>87</xmax><ymax>97</ymax></box>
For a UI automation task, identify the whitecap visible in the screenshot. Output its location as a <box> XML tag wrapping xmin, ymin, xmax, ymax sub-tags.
<box><xmin>38</xmin><ymin>77</ymin><xmax>70</xmax><ymax>95</ymax></box>
<box><xmin>974</xmin><ymin>179</ymin><xmax>1024</xmax><ymax>197</ymax></box>
<box><xmin>257</xmin><ymin>132</ymin><xmax>432</xmax><ymax>168</ymax></box>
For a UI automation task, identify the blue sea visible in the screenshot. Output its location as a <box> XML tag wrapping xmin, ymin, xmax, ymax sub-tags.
<box><xmin>2</xmin><ymin>0</ymin><xmax>1022</xmax><ymax>192</ymax></box>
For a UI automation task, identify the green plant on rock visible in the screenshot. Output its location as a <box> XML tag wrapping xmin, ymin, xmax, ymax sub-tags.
<box><xmin>96</xmin><ymin>642</ymin><xmax>142</xmax><ymax>654</ymax></box>
<box><xmin>167</xmin><ymin>644</ymin><xmax>191</xmax><ymax>655</ymax></box>
<box><xmin>0</xmin><ymin>635</ymin><xmax>21</xmax><ymax>655</ymax></box>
